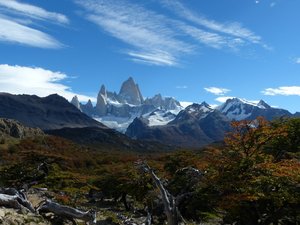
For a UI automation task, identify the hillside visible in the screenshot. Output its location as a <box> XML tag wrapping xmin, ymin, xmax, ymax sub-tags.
<box><xmin>0</xmin><ymin>93</ymin><xmax>105</xmax><ymax>130</ymax></box>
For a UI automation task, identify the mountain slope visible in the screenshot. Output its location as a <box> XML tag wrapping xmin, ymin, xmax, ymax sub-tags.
<box><xmin>0</xmin><ymin>93</ymin><xmax>105</xmax><ymax>130</ymax></box>
<box><xmin>46</xmin><ymin>126</ymin><xmax>173</xmax><ymax>152</ymax></box>
<box><xmin>126</xmin><ymin>103</ymin><xmax>231</xmax><ymax>148</ymax></box>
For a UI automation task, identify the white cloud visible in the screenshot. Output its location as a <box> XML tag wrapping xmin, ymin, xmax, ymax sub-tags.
<box><xmin>77</xmin><ymin>0</ymin><xmax>193</xmax><ymax>66</ymax></box>
<box><xmin>270</xmin><ymin>2</ymin><xmax>276</xmax><ymax>7</ymax></box>
<box><xmin>0</xmin><ymin>0</ymin><xmax>67</xmax><ymax>48</ymax></box>
<box><xmin>262</xmin><ymin>86</ymin><xmax>300</xmax><ymax>96</ymax></box>
<box><xmin>0</xmin><ymin>64</ymin><xmax>96</xmax><ymax>102</ymax></box>
<box><xmin>180</xmin><ymin>101</ymin><xmax>193</xmax><ymax>108</ymax></box>
<box><xmin>161</xmin><ymin>0</ymin><xmax>263</xmax><ymax>45</ymax></box>
<box><xmin>215</xmin><ymin>96</ymin><xmax>235</xmax><ymax>103</ymax></box>
<box><xmin>0</xmin><ymin>17</ymin><xmax>62</xmax><ymax>48</ymax></box>
<box><xmin>295</xmin><ymin>58</ymin><xmax>300</xmax><ymax>64</ymax></box>
<box><xmin>176</xmin><ymin>85</ymin><xmax>188</xmax><ymax>89</ymax></box>
<box><xmin>204</xmin><ymin>87</ymin><xmax>231</xmax><ymax>96</ymax></box>
<box><xmin>76</xmin><ymin>0</ymin><xmax>266</xmax><ymax>66</ymax></box>
<box><xmin>0</xmin><ymin>0</ymin><xmax>69</xmax><ymax>24</ymax></box>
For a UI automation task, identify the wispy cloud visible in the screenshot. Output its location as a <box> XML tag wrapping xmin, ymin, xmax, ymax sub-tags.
<box><xmin>176</xmin><ymin>85</ymin><xmax>188</xmax><ymax>89</ymax></box>
<box><xmin>295</xmin><ymin>58</ymin><xmax>300</xmax><ymax>64</ymax></box>
<box><xmin>0</xmin><ymin>64</ymin><xmax>95</xmax><ymax>102</ymax></box>
<box><xmin>0</xmin><ymin>17</ymin><xmax>62</xmax><ymax>48</ymax></box>
<box><xmin>76</xmin><ymin>0</ymin><xmax>265</xmax><ymax>66</ymax></box>
<box><xmin>77</xmin><ymin>0</ymin><xmax>193</xmax><ymax>66</ymax></box>
<box><xmin>262</xmin><ymin>86</ymin><xmax>300</xmax><ymax>96</ymax></box>
<box><xmin>0</xmin><ymin>0</ymin><xmax>67</xmax><ymax>48</ymax></box>
<box><xmin>161</xmin><ymin>0</ymin><xmax>263</xmax><ymax>45</ymax></box>
<box><xmin>0</xmin><ymin>0</ymin><xmax>69</xmax><ymax>24</ymax></box>
<box><xmin>205</xmin><ymin>87</ymin><xmax>231</xmax><ymax>96</ymax></box>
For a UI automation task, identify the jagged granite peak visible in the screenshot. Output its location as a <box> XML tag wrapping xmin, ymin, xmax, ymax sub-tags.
<box><xmin>118</xmin><ymin>77</ymin><xmax>143</xmax><ymax>105</ymax></box>
<box><xmin>144</xmin><ymin>94</ymin><xmax>181</xmax><ymax>111</ymax></box>
<box><xmin>96</xmin><ymin>95</ymin><xmax>107</xmax><ymax>116</ymax></box>
<box><xmin>71</xmin><ymin>95</ymin><xmax>81</xmax><ymax>111</ymax></box>
<box><xmin>100</xmin><ymin>84</ymin><xmax>107</xmax><ymax>98</ymax></box>
<box><xmin>87</xmin><ymin>99</ymin><xmax>93</xmax><ymax>107</ymax></box>
<box><xmin>96</xmin><ymin>85</ymin><xmax>108</xmax><ymax>116</ymax></box>
<box><xmin>80</xmin><ymin>99</ymin><xmax>94</xmax><ymax>116</ymax></box>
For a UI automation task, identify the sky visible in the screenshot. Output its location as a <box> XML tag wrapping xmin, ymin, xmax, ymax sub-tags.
<box><xmin>0</xmin><ymin>0</ymin><xmax>300</xmax><ymax>112</ymax></box>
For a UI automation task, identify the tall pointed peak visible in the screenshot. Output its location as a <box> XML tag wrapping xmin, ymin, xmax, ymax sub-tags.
<box><xmin>100</xmin><ymin>84</ymin><xmax>106</xmax><ymax>96</ymax></box>
<box><xmin>86</xmin><ymin>99</ymin><xmax>93</xmax><ymax>107</ymax></box>
<box><xmin>118</xmin><ymin>77</ymin><xmax>143</xmax><ymax>105</ymax></box>
<box><xmin>71</xmin><ymin>95</ymin><xmax>81</xmax><ymax>111</ymax></box>
<box><xmin>127</xmin><ymin>76</ymin><xmax>135</xmax><ymax>82</ymax></box>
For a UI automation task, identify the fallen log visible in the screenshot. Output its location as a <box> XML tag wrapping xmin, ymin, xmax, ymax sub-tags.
<box><xmin>0</xmin><ymin>193</ymin><xmax>35</xmax><ymax>212</ymax></box>
<box><xmin>37</xmin><ymin>199</ymin><xmax>96</xmax><ymax>225</ymax></box>
<box><xmin>0</xmin><ymin>188</ymin><xmax>35</xmax><ymax>212</ymax></box>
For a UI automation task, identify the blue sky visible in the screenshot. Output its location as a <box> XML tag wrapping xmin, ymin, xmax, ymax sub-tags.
<box><xmin>0</xmin><ymin>0</ymin><xmax>299</xmax><ymax>112</ymax></box>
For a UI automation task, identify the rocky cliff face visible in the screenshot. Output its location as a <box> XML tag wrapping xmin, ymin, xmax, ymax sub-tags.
<box><xmin>0</xmin><ymin>118</ymin><xmax>43</xmax><ymax>138</ymax></box>
<box><xmin>96</xmin><ymin>85</ymin><xmax>108</xmax><ymax>116</ymax></box>
<box><xmin>118</xmin><ymin>77</ymin><xmax>143</xmax><ymax>105</ymax></box>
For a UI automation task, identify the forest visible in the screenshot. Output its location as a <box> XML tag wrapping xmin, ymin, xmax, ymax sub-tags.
<box><xmin>0</xmin><ymin>117</ymin><xmax>299</xmax><ymax>225</ymax></box>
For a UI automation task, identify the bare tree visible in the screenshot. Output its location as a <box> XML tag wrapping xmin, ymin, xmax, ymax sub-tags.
<box><xmin>136</xmin><ymin>161</ymin><xmax>181</xmax><ymax>225</ymax></box>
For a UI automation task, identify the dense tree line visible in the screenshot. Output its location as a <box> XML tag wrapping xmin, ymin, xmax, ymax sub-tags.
<box><xmin>0</xmin><ymin>117</ymin><xmax>299</xmax><ymax>224</ymax></box>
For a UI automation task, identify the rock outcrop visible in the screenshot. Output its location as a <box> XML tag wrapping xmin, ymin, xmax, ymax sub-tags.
<box><xmin>0</xmin><ymin>118</ymin><xmax>43</xmax><ymax>139</ymax></box>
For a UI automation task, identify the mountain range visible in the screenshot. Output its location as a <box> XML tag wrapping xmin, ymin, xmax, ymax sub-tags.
<box><xmin>0</xmin><ymin>77</ymin><xmax>298</xmax><ymax>149</ymax></box>
<box><xmin>71</xmin><ymin>77</ymin><xmax>182</xmax><ymax>132</ymax></box>
<box><xmin>0</xmin><ymin>92</ymin><xmax>171</xmax><ymax>152</ymax></box>
<box><xmin>70</xmin><ymin>77</ymin><xmax>297</xmax><ymax>147</ymax></box>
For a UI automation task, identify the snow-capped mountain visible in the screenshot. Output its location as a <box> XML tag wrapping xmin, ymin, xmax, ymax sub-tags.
<box><xmin>126</xmin><ymin>102</ymin><xmax>230</xmax><ymax>147</ymax></box>
<box><xmin>71</xmin><ymin>77</ymin><xmax>182</xmax><ymax>132</ymax></box>
<box><xmin>126</xmin><ymin>99</ymin><xmax>295</xmax><ymax>148</ymax></box>
<box><xmin>70</xmin><ymin>79</ymin><xmax>297</xmax><ymax>147</ymax></box>
<box><xmin>217</xmin><ymin>98</ymin><xmax>291</xmax><ymax>121</ymax></box>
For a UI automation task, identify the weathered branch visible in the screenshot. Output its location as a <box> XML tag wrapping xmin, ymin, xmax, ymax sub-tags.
<box><xmin>136</xmin><ymin>161</ymin><xmax>179</xmax><ymax>225</ymax></box>
<box><xmin>0</xmin><ymin>192</ymin><xmax>35</xmax><ymax>213</ymax></box>
<box><xmin>37</xmin><ymin>199</ymin><xmax>96</xmax><ymax>225</ymax></box>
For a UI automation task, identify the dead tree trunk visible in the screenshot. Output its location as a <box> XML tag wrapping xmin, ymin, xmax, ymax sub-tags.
<box><xmin>0</xmin><ymin>192</ymin><xmax>35</xmax><ymax>213</ymax></box>
<box><xmin>37</xmin><ymin>199</ymin><xmax>96</xmax><ymax>225</ymax></box>
<box><xmin>0</xmin><ymin>187</ymin><xmax>35</xmax><ymax>212</ymax></box>
<box><xmin>136</xmin><ymin>162</ymin><xmax>179</xmax><ymax>225</ymax></box>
